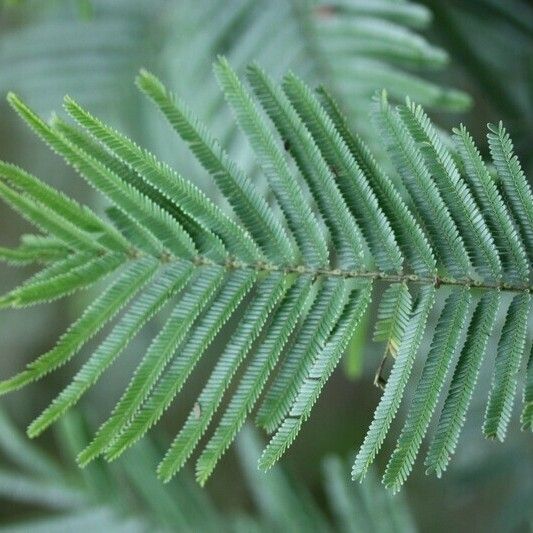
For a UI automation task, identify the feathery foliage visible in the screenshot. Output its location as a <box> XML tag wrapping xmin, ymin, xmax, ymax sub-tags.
<box><xmin>0</xmin><ymin>60</ymin><xmax>530</xmax><ymax>491</ymax></box>
<box><xmin>0</xmin><ymin>409</ymin><xmax>416</xmax><ymax>532</ymax></box>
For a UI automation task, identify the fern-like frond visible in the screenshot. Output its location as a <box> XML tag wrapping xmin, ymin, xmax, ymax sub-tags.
<box><xmin>483</xmin><ymin>293</ymin><xmax>530</xmax><ymax>441</ymax></box>
<box><xmin>257</xmin><ymin>278</ymin><xmax>352</xmax><ymax>433</ymax></box>
<box><xmin>243</xmin><ymin>63</ymin><xmax>367</xmax><ymax>270</ymax></box>
<box><xmin>453</xmin><ymin>125</ymin><xmax>530</xmax><ymax>285</ymax></box>
<box><xmin>0</xmin><ymin>252</ymin><xmax>123</xmax><ymax>308</ymax></box>
<box><xmin>281</xmin><ymin>70</ymin><xmax>402</xmax><ymax>273</ymax></box>
<box><xmin>79</xmin><ymin>265</ymin><xmax>226</xmax><ymax>465</ymax></box>
<box><xmin>260</xmin><ymin>281</ymin><xmax>372</xmax><ymax>470</ymax></box>
<box><xmin>0</xmin><ymin>256</ymin><xmax>158</xmax><ymax>395</ymax></box>
<box><xmin>0</xmin><ymin>234</ymin><xmax>68</xmax><ymax>265</ymax></box>
<box><xmin>487</xmin><ymin>122</ymin><xmax>533</xmax><ymax>267</ymax></box>
<box><xmin>373</xmin><ymin>91</ymin><xmax>471</xmax><ymax>279</ymax></box>
<box><xmin>398</xmin><ymin>100</ymin><xmax>501</xmax><ymax>282</ymax></box>
<box><xmin>373</xmin><ymin>282</ymin><xmax>412</xmax><ymax>358</ymax></box>
<box><xmin>316</xmin><ymin>87</ymin><xmax>436</xmax><ymax>277</ymax></box>
<box><xmin>105</xmin><ymin>269</ymin><xmax>256</xmax><ymax>461</ymax></box>
<box><xmin>0</xmin><ymin>63</ymin><xmax>530</xmax><ymax>490</ymax></box>
<box><xmin>352</xmin><ymin>286</ymin><xmax>435</xmax><ymax>481</ymax></box>
<box><xmin>196</xmin><ymin>276</ymin><xmax>313</xmax><ymax>484</ymax></box>
<box><xmin>137</xmin><ymin>69</ymin><xmax>296</xmax><ymax>266</ymax></box>
<box><xmin>213</xmin><ymin>57</ymin><xmax>329</xmax><ymax>268</ymax></box>
<box><xmin>27</xmin><ymin>261</ymin><xmax>194</xmax><ymax>438</ymax></box>
<box><xmin>157</xmin><ymin>273</ymin><xmax>288</xmax><ymax>482</ymax></box>
<box><xmin>383</xmin><ymin>287</ymin><xmax>471</xmax><ymax>491</ymax></box>
<box><xmin>425</xmin><ymin>290</ymin><xmax>501</xmax><ymax>477</ymax></box>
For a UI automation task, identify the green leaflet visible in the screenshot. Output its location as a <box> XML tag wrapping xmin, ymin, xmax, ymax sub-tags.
<box><xmin>483</xmin><ymin>293</ymin><xmax>530</xmax><ymax>441</ymax></box>
<box><xmin>425</xmin><ymin>290</ymin><xmax>501</xmax><ymax>477</ymax></box>
<box><xmin>257</xmin><ymin>277</ymin><xmax>352</xmax><ymax>433</ymax></box>
<box><xmin>52</xmin><ymin>117</ymin><xmax>227</xmax><ymax>262</ymax></box>
<box><xmin>196</xmin><ymin>276</ymin><xmax>313</xmax><ymax>485</ymax></box>
<box><xmin>374</xmin><ymin>92</ymin><xmax>470</xmax><ymax>279</ymax></box>
<box><xmin>0</xmin><ymin>236</ymin><xmax>68</xmax><ymax>265</ymax></box>
<box><xmin>317</xmin><ymin>87</ymin><xmax>435</xmax><ymax>277</ymax></box>
<box><xmin>0</xmin><ymin>253</ymin><xmax>123</xmax><ymax>308</ymax></box>
<box><xmin>63</xmin><ymin>96</ymin><xmax>260</xmax><ymax>262</ymax></box>
<box><xmin>281</xmin><ymin>72</ymin><xmax>402</xmax><ymax>273</ymax></box>
<box><xmin>373</xmin><ymin>283</ymin><xmax>412</xmax><ymax>357</ymax></box>
<box><xmin>246</xmin><ymin>64</ymin><xmax>365</xmax><ymax>270</ymax></box>
<box><xmin>157</xmin><ymin>273</ymin><xmax>287</xmax><ymax>482</ymax></box>
<box><xmin>0</xmin><ymin>157</ymin><xmax>128</xmax><ymax>254</ymax></box>
<box><xmin>383</xmin><ymin>287</ymin><xmax>471</xmax><ymax>491</ymax></box>
<box><xmin>0</xmin><ymin>179</ymin><xmax>106</xmax><ymax>255</ymax></box>
<box><xmin>137</xmin><ymin>69</ymin><xmax>295</xmax><ymax>266</ymax></box>
<box><xmin>27</xmin><ymin>261</ymin><xmax>194</xmax><ymax>438</ymax></box>
<box><xmin>0</xmin><ymin>257</ymin><xmax>158</xmax><ymax>396</ymax></box>
<box><xmin>260</xmin><ymin>281</ymin><xmax>372</xmax><ymax>470</ymax></box>
<box><xmin>79</xmin><ymin>265</ymin><xmax>225</xmax><ymax>465</ymax></box>
<box><xmin>10</xmin><ymin>97</ymin><xmax>195</xmax><ymax>259</ymax></box>
<box><xmin>352</xmin><ymin>286</ymin><xmax>435</xmax><ymax>481</ymax></box>
<box><xmin>399</xmin><ymin>100</ymin><xmax>501</xmax><ymax>282</ymax></box>
<box><xmin>105</xmin><ymin>269</ymin><xmax>256</xmax><ymax>461</ymax></box>
<box><xmin>453</xmin><ymin>125</ymin><xmax>529</xmax><ymax>285</ymax></box>
<box><xmin>214</xmin><ymin>57</ymin><xmax>329</xmax><ymax>268</ymax></box>
<box><xmin>487</xmin><ymin>122</ymin><xmax>533</xmax><ymax>267</ymax></box>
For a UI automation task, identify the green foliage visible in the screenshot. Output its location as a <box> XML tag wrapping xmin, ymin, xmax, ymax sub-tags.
<box><xmin>0</xmin><ymin>410</ymin><xmax>415</xmax><ymax>532</ymax></box>
<box><xmin>0</xmin><ymin>60</ymin><xmax>530</xmax><ymax>492</ymax></box>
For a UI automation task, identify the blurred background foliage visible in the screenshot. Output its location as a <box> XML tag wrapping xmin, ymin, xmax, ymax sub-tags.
<box><xmin>0</xmin><ymin>0</ymin><xmax>531</xmax><ymax>531</ymax></box>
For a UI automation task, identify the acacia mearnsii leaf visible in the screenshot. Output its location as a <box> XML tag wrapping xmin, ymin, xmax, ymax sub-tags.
<box><xmin>213</xmin><ymin>57</ymin><xmax>329</xmax><ymax>269</ymax></box>
<box><xmin>137</xmin><ymin>69</ymin><xmax>295</xmax><ymax>266</ymax></box>
<box><xmin>0</xmin><ymin>235</ymin><xmax>68</xmax><ymax>266</ymax></box>
<box><xmin>78</xmin><ymin>265</ymin><xmax>225</xmax><ymax>465</ymax></box>
<box><xmin>352</xmin><ymin>286</ymin><xmax>435</xmax><ymax>481</ymax></box>
<box><xmin>373</xmin><ymin>91</ymin><xmax>470</xmax><ymax>279</ymax></box>
<box><xmin>27</xmin><ymin>261</ymin><xmax>194</xmax><ymax>438</ymax></box>
<box><xmin>383</xmin><ymin>287</ymin><xmax>471</xmax><ymax>491</ymax></box>
<box><xmin>55</xmin><ymin>126</ymin><xmax>197</xmax><ymax>260</ymax></box>
<box><xmin>0</xmin><ymin>179</ymin><xmax>106</xmax><ymax>255</ymax></box>
<box><xmin>105</xmin><ymin>269</ymin><xmax>256</xmax><ymax>461</ymax></box>
<box><xmin>157</xmin><ymin>273</ymin><xmax>287</xmax><ymax>482</ymax></box>
<box><xmin>256</xmin><ymin>277</ymin><xmax>351</xmax><ymax>433</ymax></box>
<box><xmin>425</xmin><ymin>290</ymin><xmax>501</xmax><ymax>477</ymax></box>
<box><xmin>316</xmin><ymin>87</ymin><xmax>436</xmax><ymax>277</ymax></box>
<box><xmin>453</xmin><ymin>125</ymin><xmax>530</xmax><ymax>286</ymax></box>
<box><xmin>51</xmin><ymin>116</ymin><xmax>227</xmax><ymax>262</ymax></box>
<box><xmin>0</xmin><ymin>60</ymin><xmax>530</xmax><ymax>488</ymax></box>
<box><xmin>521</xmin><ymin>344</ymin><xmax>533</xmax><ymax>431</ymax></box>
<box><xmin>0</xmin><ymin>252</ymin><xmax>123</xmax><ymax>308</ymax></box>
<box><xmin>483</xmin><ymin>292</ymin><xmax>530</xmax><ymax>441</ymax></box>
<box><xmin>0</xmin><ymin>257</ymin><xmax>158</xmax><ymax>396</ymax></box>
<box><xmin>10</xmin><ymin>97</ymin><xmax>197</xmax><ymax>260</ymax></box>
<box><xmin>487</xmin><ymin>122</ymin><xmax>533</xmax><ymax>267</ymax></box>
<box><xmin>0</xmin><ymin>243</ymin><xmax>64</xmax><ymax>265</ymax></box>
<box><xmin>398</xmin><ymin>99</ymin><xmax>501</xmax><ymax>282</ymax></box>
<box><xmin>260</xmin><ymin>281</ymin><xmax>372</xmax><ymax>470</ymax></box>
<box><xmin>244</xmin><ymin>63</ymin><xmax>365</xmax><ymax>270</ymax></box>
<box><xmin>373</xmin><ymin>283</ymin><xmax>412</xmax><ymax>358</ymax></box>
<box><xmin>63</xmin><ymin>95</ymin><xmax>261</xmax><ymax>262</ymax></box>
<box><xmin>196</xmin><ymin>275</ymin><xmax>314</xmax><ymax>485</ymax></box>
<box><xmin>0</xmin><ymin>252</ymin><xmax>92</xmax><ymax>309</ymax></box>
<box><xmin>280</xmin><ymin>70</ymin><xmax>402</xmax><ymax>273</ymax></box>
<box><xmin>0</xmin><ymin>160</ymin><xmax>126</xmax><ymax>251</ymax></box>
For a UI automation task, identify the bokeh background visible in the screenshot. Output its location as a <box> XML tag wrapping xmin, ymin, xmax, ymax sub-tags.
<box><xmin>0</xmin><ymin>1</ymin><xmax>532</xmax><ymax>531</ymax></box>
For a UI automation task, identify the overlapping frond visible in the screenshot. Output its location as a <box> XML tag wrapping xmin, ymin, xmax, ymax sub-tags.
<box><xmin>0</xmin><ymin>61</ymin><xmax>530</xmax><ymax>490</ymax></box>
